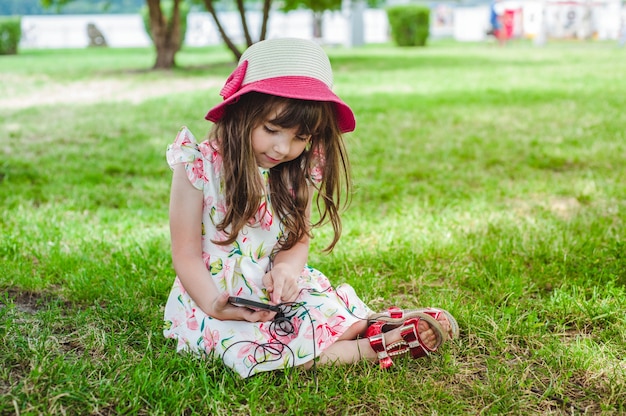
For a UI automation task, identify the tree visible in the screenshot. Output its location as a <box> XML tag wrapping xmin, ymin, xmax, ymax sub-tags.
<box><xmin>42</xmin><ymin>0</ymin><xmax>184</xmax><ymax>69</ymax></box>
<box><xmin>41</xmin><ymin>0</ymin><xmax>372</xmax><ymax>67</ymax></box>
<box><xmin>280</xmin><ymin>0</ymin><xmax>381</xmax><ymax>45</ymax></box>
<box><xmin>198</xmin><ymin>0</ymin><xmax>272</xmax><ymax>61</ymax></box>
<box><xmin>144</xmin><ymin>0</ymin><xmax>185</xmax><ymax>68</ymax></box>
<box><xmin>282</xmin><ymin>0</ymin><xmax>341</xmax><ymax>40</ymax></box>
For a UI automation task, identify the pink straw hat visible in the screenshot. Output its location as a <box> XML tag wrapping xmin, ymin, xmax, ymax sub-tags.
<box><xmin>205</xmin><ymin>37</ymin><xmax>356</xmax><ymax>133</ymax></box>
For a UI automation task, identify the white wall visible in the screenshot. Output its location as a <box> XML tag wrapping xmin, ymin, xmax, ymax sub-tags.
<box><xmin>19</xmin><ymin>10</ymin><xmax>389</xmax><ymax>49</ymax></box>
<box><xmin>20</xmin><ymin>14</ymin><xmax>152</xmax><ymax>48</ymax></box>
<box><xmin>454</xmin><ymin>6</ymin><xmax>491</xmax><ymax>42</ymax></box>
<box><xmin>18</xmin><ymin>2</ymin><xmax>624</xmax><ymax>49</ymax></box>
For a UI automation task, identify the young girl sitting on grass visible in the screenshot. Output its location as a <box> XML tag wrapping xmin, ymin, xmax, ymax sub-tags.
<box><xmin>163</xmin><ymin>37</ymin><xmax>459</xmax><ymax>378</ymax></box>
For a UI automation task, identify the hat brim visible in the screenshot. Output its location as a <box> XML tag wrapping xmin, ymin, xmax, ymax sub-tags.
<box><xmin>205</xmin><ymin>76</ymin><xmax>356</xmax><ymax>133</ymax></box>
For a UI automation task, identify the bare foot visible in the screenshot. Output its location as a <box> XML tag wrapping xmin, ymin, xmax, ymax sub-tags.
<box><xmin>434</xmin><ymin>313</ymin><xmax>453</xmax><ymax>340</ymax></box>
<box><xmin>383</xmin><ymin>317</ymin><xmax>447</xmax><ymax>350</ymax></box>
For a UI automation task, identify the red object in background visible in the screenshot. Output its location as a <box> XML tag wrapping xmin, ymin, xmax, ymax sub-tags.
<box><xmin>502</xmin><ymin>9</ymin><xmax>515</xmax><ymax>38</ymax></box>
<box><xmin>494</xmin><ymin>9</ymin><xmax>516</xmax><ymax>40</ymax></box>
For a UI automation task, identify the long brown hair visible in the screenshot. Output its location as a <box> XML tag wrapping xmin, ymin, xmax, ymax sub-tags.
<box><xmin>209</xmin><ymin>92</ymin><xmax>351</xmax><ymax>252</ymax></box>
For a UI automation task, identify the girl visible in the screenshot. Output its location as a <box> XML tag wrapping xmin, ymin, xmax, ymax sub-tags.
<box><xmin>163</xmin><ymin>38</ymin><xmax>458</xmax><ymax>378</ymax></box>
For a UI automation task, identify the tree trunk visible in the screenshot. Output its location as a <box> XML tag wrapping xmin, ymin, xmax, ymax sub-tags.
<box><xmin>202</xmin><ymin>0</ymin><xmax>243</xmax><ymax>60</ymax></box>
<box><xmin>312</xmin><ymin>11</ymin><xmax>323</xmax><ymax>39</ymax></box>
<box><xmin>153</xmin><ymin>43</ymin><xmax>178</xmax><ymax>69</ymax></box>
<box><xmin>146</xmin><ymin>0</ymin><xmax>182</xmax><ymax>69</ymax></box>
<box><xmin>235</xmin><ymin>0</ymin><xmax>253</xmax><ymax>46</ymax></box>
<box><xmin>259</xmin><ymin>0</ymin><xmax>271</xmax><ymax>40</ymax></box>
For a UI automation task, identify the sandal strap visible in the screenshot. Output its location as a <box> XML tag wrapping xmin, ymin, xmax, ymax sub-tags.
<box><xmin>364</xmin><ymin>318</ymin><xmax>403</xmax><ymax>339</ymax></box>
<box><xmin>387</xmin><ymin>340</ymin><xmax>409</xmax><ymax>357</ymax></box>
<box><xmin>400</xmin><ymin>324</ymin><xmax>428</xmax><ymax>358</ymax></box>
<box><xmin>387</xmin><ymin>306</ymin><xmax>403</xmax><ymax>319</ymax></box>
<box><xmin>368</xmin><ymin>333</ymin><xmax>394</xmax><ymax>369</ymax></box>
<box><xmin>399</xmin><ymin>313</ymin><xmax>447</xmax><ymax>359</ymax></box>
<box><xmin>422</xmin><ymin>308</ymin><xmax>460</xmax><ymax>339</ymax></box>
<box><xmin>368</xmin><ymin>306</ymin><xmax>404</xmax><ymax>323</ymax></box>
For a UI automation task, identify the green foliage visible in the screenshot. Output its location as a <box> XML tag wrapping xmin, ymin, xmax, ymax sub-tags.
<box><xmin>281</xmin><ymin>0</ymin><xmax>382</xmax><ymax>13</ymax></box>
<box><xmin>386</xmin><ymin>4</ymin><xmax>430</xmax><ymax>47</ymax></box>
<box><xmin>140</xmin><ymin>0</ymin><xmax>189</xmax><ymax>44</ymax></box>
<box><xmin>36</xmin><ymin>0</ymin><xmax>144</xmax><ymax>14</ymax></box>
<box><xmin>281</xmin><ymin>0</ymin><xmax>342</xmax><ymax>13</ymax></box>
<box><xmin>0</xmin><ymin>0</ymin><xmax>45</xmax><ymax>15</ymax></box>
<box><xmin>40</xmin><ymin>0</ymin><xmax>66</xmax><ymax>10</ymax></box>
<box><xmin>0</xmin><ymin>16</ymin><xmax>21</xmax><ymax>55</ymax></box>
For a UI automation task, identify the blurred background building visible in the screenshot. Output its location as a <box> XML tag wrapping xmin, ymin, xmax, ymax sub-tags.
<box><xmin>5</xmin><ymin>0</ymin><xmax>625</xmax><ymax>49</ymax></box>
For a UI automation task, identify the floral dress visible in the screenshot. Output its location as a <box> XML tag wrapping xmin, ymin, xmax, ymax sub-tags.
<box><xmin>163</xmin><ymin>127</ymin><xmax>372</xmax><ymax>378</ymax></box>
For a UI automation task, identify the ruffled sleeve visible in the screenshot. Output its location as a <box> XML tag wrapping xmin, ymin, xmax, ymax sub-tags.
<box><xmin>166</xmin><ymin>126</ymin><xmax>208</xmax><ymax>191</ymax></box>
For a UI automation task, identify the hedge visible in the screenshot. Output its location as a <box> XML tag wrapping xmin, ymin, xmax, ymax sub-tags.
<box><xmin>386</xmin><ymin>5</ymin><xmax>430</xmax><ymax>47</ymax></box>
<box><xmin>0</xmin><ymin>16</ymin><xmax>21</xmax><ymax>55</ymax></box>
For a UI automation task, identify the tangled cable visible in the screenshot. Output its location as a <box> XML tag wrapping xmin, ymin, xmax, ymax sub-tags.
<box><xmin>220</xmin><ymin>300</ymin><xmax>313</xmax><ymax>379</ymax></box>
<box><xmin>221</xmin><ymin>287</ymin><xmax>371</xmax><ymax>384</ymax></box>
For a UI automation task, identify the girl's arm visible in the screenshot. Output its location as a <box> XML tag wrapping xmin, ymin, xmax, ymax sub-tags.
<box><xmin>169</xmin><ymin>164</ymin><xmax>275</xmax><ymax>322</ymax></box>
<box><xmin>263</xmin><ymin>185</ymin><xmax>314</xmax><ymax>304</ymax></box>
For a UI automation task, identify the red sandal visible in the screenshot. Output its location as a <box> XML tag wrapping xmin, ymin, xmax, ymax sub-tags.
<box><xmin>365</xmin><ymin>311</ymin><xmax>446</xmax><ymax>368</ymax></box>
<box><xmin>369</xmin><ymin>306</ymin><xmax>460</xmax><ymax>340</ymax></box>
<box><xmin>365</xmin><ymin>320</ymin><xmax>409</xmax><ymax>369</ymax></box>
<box><xmin>398</xmin><ymin>316</ymin><xmax>445</xmax><ymax>359</ymax></box>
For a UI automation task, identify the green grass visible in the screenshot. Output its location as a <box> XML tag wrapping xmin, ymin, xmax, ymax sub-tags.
<box><xmin>1</xmin><ymin>40</ymin><xmax>625</xmax><ymax>415</ymax></box>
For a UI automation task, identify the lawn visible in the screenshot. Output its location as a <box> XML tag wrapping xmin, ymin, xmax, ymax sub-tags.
<box><xmin>1</xmin><ymin>40</ymin><xmax>625</xmax><ymax>415</ymax></box>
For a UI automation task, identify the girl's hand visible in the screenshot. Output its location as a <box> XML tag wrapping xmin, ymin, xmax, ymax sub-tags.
<box><xmin>210</xmin><ymin>292</ymin><xmax>276</xmax><ymax>322</ymax></box>
<box><xmin>262</xmin><ymin>264</ymin><xmax>299</xmax><ymax>304</ymax></box>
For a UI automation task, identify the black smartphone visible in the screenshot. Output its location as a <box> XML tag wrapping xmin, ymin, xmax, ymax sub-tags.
<box><xmin>228</xmin><ymin>296</ymin><xmax>282</xmax><ymax>313</ymax></box>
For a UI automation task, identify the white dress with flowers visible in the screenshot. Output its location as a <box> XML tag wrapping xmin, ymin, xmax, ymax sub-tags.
<box><xmin>163</xmin><ymin>127</ymin><xmax>372</xmax><ymax>378</ymax></box>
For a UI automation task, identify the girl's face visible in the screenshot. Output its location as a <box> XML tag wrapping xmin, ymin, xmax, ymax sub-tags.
<box><xmin>251</xmin><ymin>106</ymin><xmax>311</xmax><ymax>169</ymax></box>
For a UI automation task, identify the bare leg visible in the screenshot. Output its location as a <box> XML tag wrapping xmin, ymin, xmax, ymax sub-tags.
<box><xmin>302</xmin><ymin>314</ymin><xmax>452</xmax><ymax>368</ymax></box>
